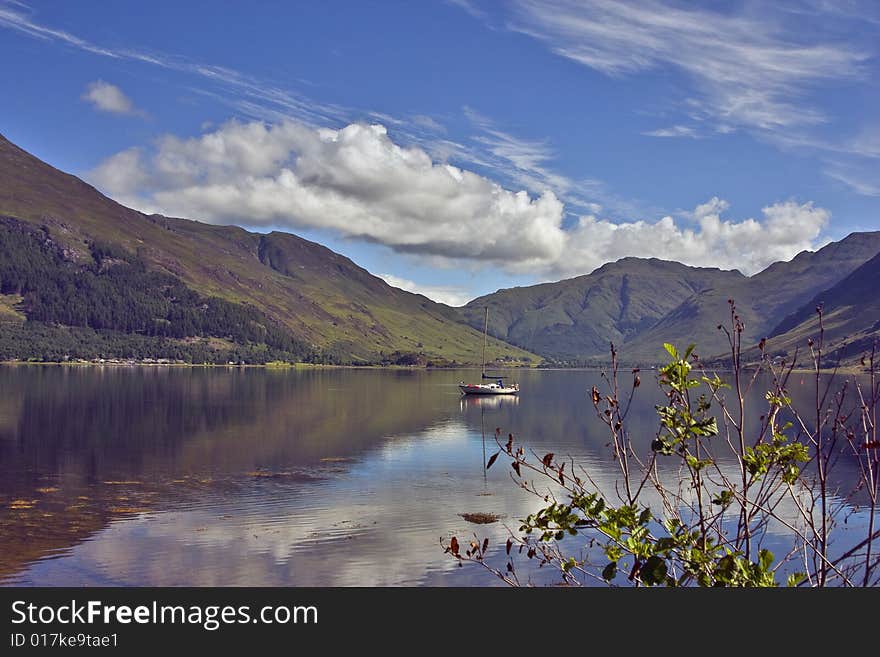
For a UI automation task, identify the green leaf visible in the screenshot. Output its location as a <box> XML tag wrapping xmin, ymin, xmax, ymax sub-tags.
<box><xmin>758</xmin><ymin>549</ymin><xmax>774</xmax><ymax>572</ymax></box>
<box><xmin>602</xmin><ymin>561</ymin><xmax>618</xmax><ymax>581</ymax></box>
<box><xmin>640</xmin><ymin>555</ymin><xmax>668</xmax><ymax>586</ymax></box>
<box><xmin>663</xmin><ymin>343</ymin><xmax>679</xmax><ymax>359</ymax></box>
<box><xmin>711</xmin><ymin>489</ymin><xmax>734</xmax><ymax>508</ymax></box>
<box><xmin>786</xmin><ymin>572</ymin><xmax>806</xmax><ymax>587</ymax></box>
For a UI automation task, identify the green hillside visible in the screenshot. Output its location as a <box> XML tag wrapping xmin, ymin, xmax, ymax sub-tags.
<box><xmin>0</xmin><ymin>133</ymin><xmax>536</xmax><ymax>365</ymax></box>
<box><xmin>753</xmin><ymin>251</ymin><xmax>880</xmax><ymax>367</ymax></box>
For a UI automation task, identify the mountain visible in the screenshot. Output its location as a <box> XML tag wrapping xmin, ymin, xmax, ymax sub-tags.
<box><xmin>461</xmin><ymin>234</ymin><xmax>880</xmax><ymax>364</ymax></box>
<box><xmin>0</xmin><ymin>133</ymin><xmax>536</xmax><ymax>365</ymax></box>
<box><xmin>756</xmin><ymin>251</ymin><xmax>880</xmax><ymax>366</ymax></box>
<box><xmin>621</xmin><ymin>232</ymin><xmax>880</xmax><ymax>361</ymax></box>
<box><xmin>461</xmin><ymin>258</ymin><xmax>746</xmax><ymax>362</ymax></box>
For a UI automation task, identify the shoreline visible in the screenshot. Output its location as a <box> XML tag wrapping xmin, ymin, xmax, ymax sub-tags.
<box><xmin>0</xmin><ymin>360</ymin><xmax>535</xmax><ymax>371</ymax></box>
<box><xmin>0</xmin><ymin>360</ymin><xmax>867</xmax><ymax>375</ymax></box>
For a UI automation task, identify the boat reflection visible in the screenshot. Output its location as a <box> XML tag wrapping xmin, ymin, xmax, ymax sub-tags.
<box><xmin>459</xmin><ymin>394</ymin><xmax>520</xmax><ymax>411</ymax></box>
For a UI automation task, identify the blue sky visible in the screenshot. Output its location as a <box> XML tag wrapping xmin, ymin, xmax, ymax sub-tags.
<box><xmin>1</xmin><ymin>0</ymin><xmax>878</xmax><ymax>305</ymax></box>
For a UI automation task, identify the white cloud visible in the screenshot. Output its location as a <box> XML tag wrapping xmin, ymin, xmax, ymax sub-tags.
<box><xmin>378</xmin><ymin>274</ymin><xmax>471</xmax><ymax>307</ymax></box>
<box><xmin>88</xmin><ymin>147</ymin><xmax>148</xmax><ymax>195</ymax></box>
<box><xmin>447</xmin><ymin>0</ymin><xmax>486</xmax><ymax>20</ymax></box>
<box><xmin>825</xmin><ymin>166</ymin><xmax>880</xmax><ymax>197</ymax></box>
<box><xmin>463</xmin><ymin>106</ymin><xmax>569</xmax><ymax>193</ymax></box>
<box><xmin>91</xmin><ymin>119</ymin><xmax>568</xmax><ymax>268</ymax></box>
<box><xmin>410</xmin><ymin>115</ymin><xmax>445</xmax><ymax>133</ymax></box>
<box><xmin>557</xmin><ymin>198</ymin><xmax>829</xmax><ymax>279</ymax></box>
<box><xmin>89</xmin><ymin>119</ymin><xmax>830</xmax><ymax>280</ymax></box>
<box><xmin>81</xmin><ymin>80</ymin><xmax>143</xmax><ymax>116</ymax></box>
<box><xmin>643</xmin><ymin>125</ymin><xmax>698</xmax><ymax>139</ymax></box>
<box><xmin>509</xmin><ymin>0</ymin><xmax>866</xmax><ymax>131</ymax></box>
<box><xmin>848</xmin><ymin>127</ymin><xmax>880</xmax><ymax>159</ymax></box>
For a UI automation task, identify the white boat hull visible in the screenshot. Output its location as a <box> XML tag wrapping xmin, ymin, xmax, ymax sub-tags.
<box><xmin>459</xmin><ymin>382</ymin><xmax>519</xmax><ymax>395</ymax></box>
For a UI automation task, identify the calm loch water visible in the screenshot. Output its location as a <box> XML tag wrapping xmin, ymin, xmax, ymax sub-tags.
<box><xmin>0</xmin><ymin>365</ymin><xmax>873</xmax><ymax>586</ymax></box>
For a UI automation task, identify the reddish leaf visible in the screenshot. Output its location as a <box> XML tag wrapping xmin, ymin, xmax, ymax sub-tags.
<box><xmin>486</xmin><ymin>451</ymin><xmax>500</xmax><ymax>470</ymax></box>
<box><xmin>628</xmin><ymin>559</ymin><xmax>641</xmax><ymax>581</ymax></box>
<box><xmin>482</xmin><ymin>538</ymin><xmax>489</xmax><ymax>554</ymax></box>
<box><xmin>450</xmin><ymin>536</ymin><xmax>460</xmax><ymax>556</ymax></box>
<box><xmin>506</xmin><ymin>538</ymin><xmax>512</xmax><ymax>555</ymax></box>
<box><xmin>505</xmin><ymin>434</ymin><xmax>514</xmax><ymax>454</ymax></box>
<box><xmin>542</xmin><ymin>453</ymin><xmax>554</xmax><ymax>468</ymax></box>
<box><xmin>512</xmin><ymin>461</ymin><xmax>521</xmax><ymax>476</ymax></box>
<box><xmin>864</xmin><ymin>440</ymin><xmax>880</xmax><ymax>450</ymax></box>
<box><xmin>591</xmin><ymin>386</ymin><xmax>601</xmax><ymax>404</ymax></box>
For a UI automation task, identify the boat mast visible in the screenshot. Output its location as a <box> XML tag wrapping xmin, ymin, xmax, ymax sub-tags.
<box><xmin>481</xmin><ymin>306</ymin><xmax>488</xmax><ymax>377</ymax></box>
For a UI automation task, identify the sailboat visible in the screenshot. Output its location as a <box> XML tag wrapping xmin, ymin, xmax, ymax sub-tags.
<box><xmin>459</xmin><ymin>307</ymin><xmax>519</xmax><ymax>396</ymax></box>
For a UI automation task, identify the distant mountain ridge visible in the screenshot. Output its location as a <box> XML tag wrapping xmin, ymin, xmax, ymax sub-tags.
<box><xmin>460</xmin><ymin>233</ymin><xmax>880</xmax><ymax>364</ymax></box>
<box><xmin>755</xmin><ymin>251</ymin><xmax>880</xmax><ymax>366</ymax></box>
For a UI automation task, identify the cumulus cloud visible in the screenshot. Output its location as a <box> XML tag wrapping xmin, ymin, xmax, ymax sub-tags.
<box><xmin>378</xmin><ymin>274</ymin><xmax>471</xmax><ymax>307</ymax></box>
<box><xmin>89</xmin><ymin>147</ymin><xmax>149</xmax><ymax>195</ymax></box>
<box><xmin>91</xmin><ymin>119</ymin><xmax>567</xmax><ymax>268</ymax></box>
<box><xmin>89</xmin><ymin>119</ymin><xmax>830</xmax><ymax>279</ymax></box>
<box><xmin>81</xmin><ymin>80</ymin><xmax>144</xmax><ymax>116</ymax></box>
<box><xmin>557</xmin><ymin>198</ymin><xmax>829</xmax><ymax>278</ymax></box>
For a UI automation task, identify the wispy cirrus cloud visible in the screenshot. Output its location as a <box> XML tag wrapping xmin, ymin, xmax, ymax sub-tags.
<box><xmin>461</xmin><ymin>106</ymin><xmax>644</xmax><ymax>218</ymax></box>
<box><xmin>446</xmin><ymin>0</ymin><xmax>486</xmax><ymax>20</ymax></box>
<box><xmin>825</xmin><ymin>165</ymin><xmax>880</xmax><ymax>197</ymax></box>
<box><xmin>642</xmin><ymin>125</ymin><xmax>699</xmax><ymax>139</ymax></box>
<box><xmin>463</xmin><ymin>106</ymin><xmax>572</xmax><ymax>194</ymax></box>
<box><xmin>508</xmin><ymin>0</ymin><xmax>867</xmax><ymax>132</ymax></box>
<box><xmin>410</xmin><ymin>115</ymin><xmax>446</xmax><ymax>133</ymax></box>
<box><xmin>0</xmin><ymin>1</ymin><xmax>130</xmax><ymax>58</ymax></box>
